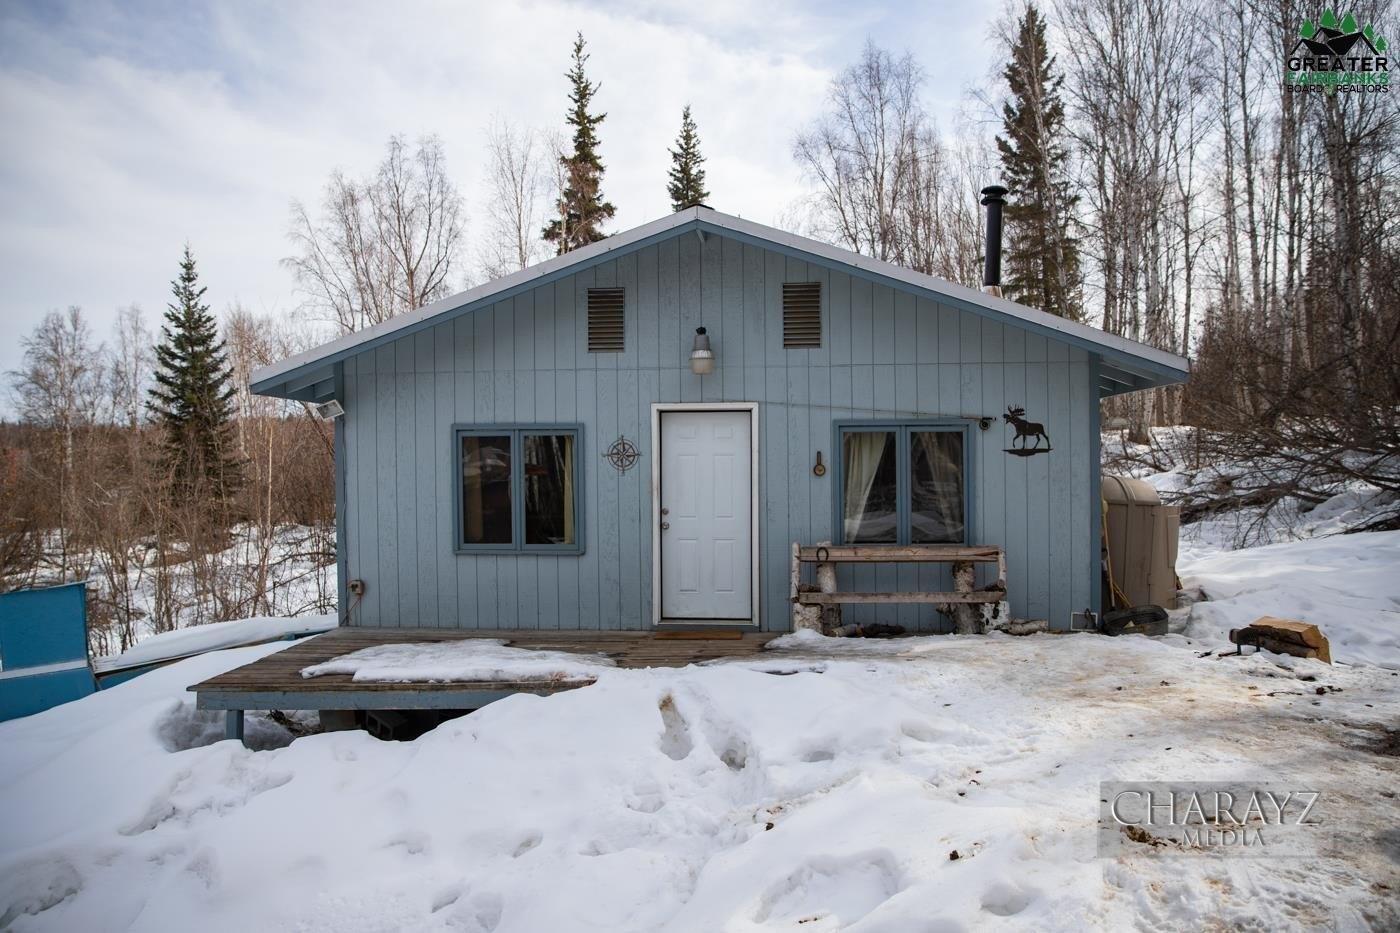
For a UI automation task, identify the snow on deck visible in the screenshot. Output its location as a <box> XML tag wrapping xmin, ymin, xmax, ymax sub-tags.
<box><xmin>299</xmin><ymin>638</ymin><xmax>616</xmax><ymax>683</ymax></box>
<box><xmin>92</xmin><ymin>614</ymin><xmax>337</xmax><ymax>673</ymax></box>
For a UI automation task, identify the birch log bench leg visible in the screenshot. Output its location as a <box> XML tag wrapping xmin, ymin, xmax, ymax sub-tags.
<box><xmin>790</xmin><ymin>544</ymin><xmax>1009</xmax><ymax>635</ymax></box>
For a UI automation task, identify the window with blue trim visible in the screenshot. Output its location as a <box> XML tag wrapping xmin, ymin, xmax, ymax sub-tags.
<box><xmin>455</xmin><ymin>425</ymin><xmax>582</xmax><ymax>553</ymax></box>
<box><xmin>837</xmin><ymin>423</ymin><xmax>968</xmax><ymax>545</ymax></box>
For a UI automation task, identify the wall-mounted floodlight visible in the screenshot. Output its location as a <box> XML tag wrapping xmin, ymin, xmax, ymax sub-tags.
<box><xmin>311</xmin><ymin>399</ymin><xmax>345</xmax><ymax>420</ymax></box>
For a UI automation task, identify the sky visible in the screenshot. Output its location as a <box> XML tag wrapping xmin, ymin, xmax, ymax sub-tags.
<box><xmin>0</xmin><ymin>0</ymin><xmax>1001</xmax><ymax>397</ymax></box>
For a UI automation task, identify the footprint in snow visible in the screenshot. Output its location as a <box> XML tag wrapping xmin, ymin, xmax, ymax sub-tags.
<box><xmin>383</xmin><ymin>831</ymin><xmax>430</xmax><ymax>856</ymax></box>
<box><xmin>0</xmin><ymin>856</ymin><xmax>83</xmax><ymax>929</ymax></box>
<box><xmin>751</xmin><ymin>852</ymin><xmax>903</xmax><ymax>927</ymax></box>
<box><xmin>434</xmin><ymin>888</ymin><xmax>503</xmax><ymax>933</ymax></box>
<box><xmin>625</xmin><ymin>788</ymin><xmax>667</xmax><ymax>813</ymax></box>
<box><xmin>657</xmin><ymin>694</ymin><xmax>694</xmax><ymax>761</ymax></box>
<box><xmin>980</xmin><ymin>880</ymin><xmax>1035</xmax><ymax>917</ymax></box>
<box><xmin>511</xmin><ymin>832</ymin><xmax>542</xmax><ymax>857</ymax></box>
<box><xmin>430</xmin><ymin>884</ymin><xmax>462</xmax><ymax>913</ymax></box>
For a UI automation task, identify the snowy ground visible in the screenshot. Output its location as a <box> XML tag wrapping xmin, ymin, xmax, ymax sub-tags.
<box><xmin>1176</xmin><ymin>532</ymin><xmax>1400</xmax><ymax>670</ymax></box>
<box><xmin>1106</xmin><ymin>427</ymin><xmax>1400</xmax><ymax>671</ymax></box>
<box><xmin>2</xmin><ymin>623</ymin><xmax>1398</xmax><ymax>931</ymax></box>
<box><xmin>2</xmin><ymin>434</ymin><xmax>1396</xmax><ymax>930</ymax></box>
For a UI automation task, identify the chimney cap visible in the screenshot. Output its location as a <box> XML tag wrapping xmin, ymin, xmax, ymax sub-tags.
<box><xmin>980</xmin><ymin>185</ymin><xmax>1008</xmax><ymax>204</ymax></box>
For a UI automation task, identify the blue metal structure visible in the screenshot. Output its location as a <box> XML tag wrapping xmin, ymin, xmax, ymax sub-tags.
<box><xmin>0</xmin><ymin>581</ymin><xmax>95</xmax><ymax>722</ymax></box>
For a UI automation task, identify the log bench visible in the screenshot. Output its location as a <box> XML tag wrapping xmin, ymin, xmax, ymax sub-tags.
<box><xmin>790</xmin><ymin>543</ymin><xmax>1009</xmax><ymax>634</ymax></box>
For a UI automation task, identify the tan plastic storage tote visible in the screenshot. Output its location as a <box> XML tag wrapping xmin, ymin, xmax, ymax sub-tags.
<box><xmin>1101</xmin><ymin>475</ymin><xmax>1180</xmax><ymax>609</ymax></box>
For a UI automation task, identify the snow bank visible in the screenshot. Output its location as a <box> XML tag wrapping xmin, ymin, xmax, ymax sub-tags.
<box><xmin>94</xmin><ymin>614</ymin><xmax>337</xmax><ymax>672</ymax></box>
<box><xmin>0</xmin><ymin>642</ymin><xmax>299</xmax><ymax>795</ymax></box>
<box><xmin>1179</xmin><ymin>530</ymin><xmax>1400</xmax><ymax>669</ymax></box>
<box><xmin>4</xmin><ymin>633</ymin><xmax>1397</xmax><ymax>931</ymax></box>
<box><xmin>300</xmin><ymin>639</ymin><xmax>615</xmax><ymax>683</ymax></box>
<box><xmin>768</xmin><ymin>627</ymin><xmax>1011</xmax><ymax>656</ymax></box>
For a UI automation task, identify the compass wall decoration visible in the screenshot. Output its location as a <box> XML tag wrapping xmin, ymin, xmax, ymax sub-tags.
<box><xmin>604</xmin><ymin>436</ymin><xmax>640</xmax><ymax>473</ymax></box>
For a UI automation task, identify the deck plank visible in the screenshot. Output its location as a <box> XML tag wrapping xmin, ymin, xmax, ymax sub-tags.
<box><xmin>188</xmin><ymin>628</ymin><xmax>780</xmax><ymax>704</ymax></box>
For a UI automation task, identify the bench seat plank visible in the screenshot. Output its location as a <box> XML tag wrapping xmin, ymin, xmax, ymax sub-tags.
<box><xmin>796</xmin><ymin>545</ymin><xmax>1003</xmax><ymax>563</ymax></box>
<box><xmin>797</xmin><ymin>591</ymin><xmax>1006</xmax><ymax>605</ymax></box>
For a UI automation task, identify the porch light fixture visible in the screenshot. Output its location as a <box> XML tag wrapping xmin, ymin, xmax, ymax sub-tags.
<box><xmin>689</xmin><ymin>327</ymin><xmax>715</xmax><ymax>375</ymax></box>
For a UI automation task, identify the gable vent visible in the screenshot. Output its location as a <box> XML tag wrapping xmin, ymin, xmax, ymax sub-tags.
<box><xmin>782</xmin><ymin>282</ymin><xmax>822</xmax><ymax>348</ymax></box>
<box><xmin>587</xmin><ymin>287</ymin><xmax>625</xmax><ymax>352</ymax></box>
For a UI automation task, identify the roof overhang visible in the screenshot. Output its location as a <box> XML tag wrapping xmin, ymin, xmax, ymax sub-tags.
<box><xmin>252</xmin><ymin>207</ymin><xmax>1188</xmax><ymax>401</ymax></box>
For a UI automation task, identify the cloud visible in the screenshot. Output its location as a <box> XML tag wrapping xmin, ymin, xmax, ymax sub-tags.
<box><xmin>0</xmin><ymin>0</ymin><xmax>995</xmax><ymax>389</ymax></box>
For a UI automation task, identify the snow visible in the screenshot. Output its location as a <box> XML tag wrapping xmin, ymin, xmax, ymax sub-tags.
<box><xmin>300</xmin><ymin>639</ymin><xmax>615</xmax><ymax>683</ymax></box>
<box><xmin>12</xmin><ymin>523</ymin><xmax>338</xmax><ymax>660</ymax></box>
<box><xmin>1101</xmin><ymin>425</ymin><xmax>1397</xmax><ymax>553</ymax></box>
<box><xmin>3</xmin><ymin>630</ymin><xmax>1398</xmax><ymax>931</ymax></box>
<box><xmin>2</xmin><ymin>429</ymin><xmax>1397</xmax><ymax>930</ymax></box>
<box><xmin>1105</xmin><ymin>428</ymin><xmax>1400</xmax><ymax>670</ymax></box>
<box><xmin>94</xmin><ymin>614</ymin><xmax>337</xmax><ymax>672</ymax></box>
<box><xmin>1176</xmin><ymin>531</ymin><xmax>1400</xmax><ymax>670</ymax></box>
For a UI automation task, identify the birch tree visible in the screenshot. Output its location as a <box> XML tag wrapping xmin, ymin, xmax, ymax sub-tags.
<box><xmin>794</xmin><ymin>41</ymin><xmax>923</xmax><ymax>262</ymax></box>
<box><xmin>478</xmin><ymin>118</ymin><xmax>550</xmax><ymax>280</ymax></box>
<box><xmin>8</xmin><ymin>306</ymin><xmax>104</xmax><ymax>576</ymax></box>
<box><xmin>794</xmin><ymin>40</ymin><xmax>986</xmax><ymax>285</ymax></box>
<box><xmin>287</xmin><ymin>136</ymin><xmax>466</xmax><ymax>333</ymax></box>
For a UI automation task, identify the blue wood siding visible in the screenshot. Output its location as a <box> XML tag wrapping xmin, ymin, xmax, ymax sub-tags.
<box><xmin>339</xmin><ymin>233</ymin><xmax>1097</xmax><ymax>632</ymax></box>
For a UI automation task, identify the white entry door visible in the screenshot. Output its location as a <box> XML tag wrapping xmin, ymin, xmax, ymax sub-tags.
<box><xmin>658</xmin><ymin>409</ymin><xmax>754</xmax><ymax>621</ymax></box>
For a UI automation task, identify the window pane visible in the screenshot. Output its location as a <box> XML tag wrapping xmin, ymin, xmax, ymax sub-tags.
<box><xmin>462</xmin><ymin>435</ymin><xmax>513</xmax><ymax>545</ymax></box>
<box><xmin>910</xmin><ymin>431</ymin><xmax>965</xmax><ymax>543</ymax></box>
<box><xmin>524</xmin><ymin>433</ymin><xmax>576</xmax><ymax>545</ymax></box>
<box><xmin>842</xmin><ymin>431</ymin><xmax>897</xmax><ymax>543</ymax></box>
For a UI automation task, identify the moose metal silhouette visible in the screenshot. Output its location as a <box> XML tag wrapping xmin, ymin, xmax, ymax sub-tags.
<box><xmin>1002</xmin><ymin>405</ymin><xmax>1052</xmax><ymax>456</ymax></box>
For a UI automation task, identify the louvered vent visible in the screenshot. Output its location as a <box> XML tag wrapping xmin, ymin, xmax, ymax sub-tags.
<box><xmin>782</xmin><ymin>282</ymin><xmax>822</xmax><ymax>348</ymax></box>
<box><xmin>587</xmin><ymin>288</ymin><xmax>625</xmax><ymax>352</ymax></box>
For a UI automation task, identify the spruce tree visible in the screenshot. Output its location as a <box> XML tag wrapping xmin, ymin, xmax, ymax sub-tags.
<box><xmin>995</xmin><ymin>4</ymin><xmax>1081</xmax><ymax>319</ymax></box>
<box><xmin>667</xmin><ymin>105</ymin><xmax>710</xmax><ymax>211</ymax></box>
<box><xmin>147</xmin><ymin>246</ymin><xmax>241</xmax><ymax>500</ymax></box>
<box><xmin>543</xmin><ymin>32</ymin><xmax>615</xmax><ymax>254</ymax></box>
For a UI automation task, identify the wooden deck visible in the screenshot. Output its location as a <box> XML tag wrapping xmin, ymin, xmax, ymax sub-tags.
<box><xmin>189</xmin><ymin>627</ymin><xmax>781</xmax><ymax>728</ymax></box>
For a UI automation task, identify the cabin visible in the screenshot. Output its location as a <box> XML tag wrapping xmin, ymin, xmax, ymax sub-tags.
<box><xmin>250</xmin><ymin>205</ymin><xmax>1188</xmax><ymax>637</ymax></box>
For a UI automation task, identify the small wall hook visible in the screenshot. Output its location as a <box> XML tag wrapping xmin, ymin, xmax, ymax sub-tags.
<box><xmin>813</xmin><ymin>451</ymin><xmax>826</xmax><ymax>477</ymax></box>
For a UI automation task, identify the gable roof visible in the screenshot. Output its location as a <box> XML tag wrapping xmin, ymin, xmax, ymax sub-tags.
<box><xmin>252</xmin><ymin>206</ymin><xmax>1189</xmax><ymax>402</ymax></box>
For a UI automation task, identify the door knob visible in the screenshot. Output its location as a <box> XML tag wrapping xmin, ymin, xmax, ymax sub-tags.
<box><xmin>660</xmin><ymin>521</ymin><xmax>670</xmax><ymax>530</ymax></box>
<box><xmin>661</xmin><ymin>507</ymin><xmax>669</xmax><ymax>515</ymax></box>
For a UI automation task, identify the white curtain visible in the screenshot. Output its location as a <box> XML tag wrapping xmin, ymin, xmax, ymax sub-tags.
<box><xmin>561</xmin><ymin>436</ymin><xmax>575</xmax><ymax>544</ymax></box>
<box><xmin>843</xmin><ymin>432</ymin><xmax>889</xmax><ymax>540</ymax></box>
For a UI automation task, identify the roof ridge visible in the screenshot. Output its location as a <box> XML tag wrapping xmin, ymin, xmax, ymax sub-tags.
<box><xmin>252</xmin><ymin>205</ymin><xmax>1187</xmax><ymax>399</ymax></box>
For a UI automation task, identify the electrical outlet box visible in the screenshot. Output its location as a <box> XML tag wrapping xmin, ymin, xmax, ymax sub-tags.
<box><xmin>348</xmin><ymin>579</ymin><xmax>366</xmax><ymax>597</ymax></box>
